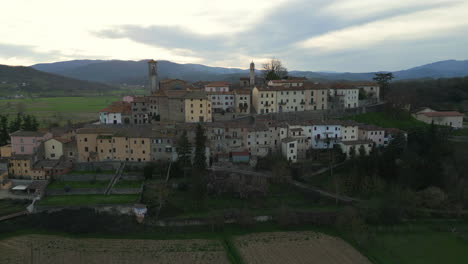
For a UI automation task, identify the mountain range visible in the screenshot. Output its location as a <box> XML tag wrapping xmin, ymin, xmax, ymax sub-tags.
<box><xmin>32</xmin><ymin>59</ymin><xmax>468</xmax><ymax>85</ymax></box>
<box><xmin>0</xmin><ymin>65</ymin><xmax>112</xmax><ymax>96</ymax></box>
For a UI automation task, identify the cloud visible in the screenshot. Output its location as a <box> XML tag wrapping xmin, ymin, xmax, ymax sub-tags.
<box><xmin>1</xmin><ymin>0</ymin><xmax>468</xmax><ymax>71</ymax></box>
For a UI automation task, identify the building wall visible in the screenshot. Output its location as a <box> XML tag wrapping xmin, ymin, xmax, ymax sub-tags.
<box><xmin>150</xmin><ymin>137</ymin><xmax>177</xmax><ymax>162</ymax></box>
<box><xmin>415</xmin><ymin>115</ymin><xmax>464</xmax><ymax>128</ymax></box>
<box><xmin>99</xmin><ymin>112</ymin><xmax>122</xmax><ymax>124</ymax></box>
<box><xmin>76</xmin><ymin>133</ymin><xmax>99</xmax><ymax>162</ymax></box>
<box><xmin>44</xmin><ymin>139</ymin><xmax>63</xmax><ymax>160</ymax></box>
<box><xmin>311</xmin><ymin>125</ymin><xmax>341</xmax><ymax>149</ymax></box>
<box><xmin>276</xmin><ymin>90</ymin><xmax>306</xmax><ymax>113</ymax></box>
<box><xmin>256</xmin><ymin>90</ymin><xmax>276</xmax><ymax>114</ymax></box>
<box><xmin>360</xmin><ymin>85</ymin><xmax>380</xmax><ymax>101</ymax></box>
<box><xmin>0</xmin><ymin>145</ymin><xmax>11</xmax><ymax>158</ymax></box>
<box><xmin>11</xmin><ymin>133</ymin><xmax>51</xmax><ymax>155</ymax></box>
<box><xmin>184</xmin><ymin>98</ymin><xmax>212</xmax><ymax>123</ymax></box>
<box><xmin>339</xmin><ymin>142</ymin><xmax>373</xmax><ymax>159</ymax></box>
<box><xmin>282</xmin><ymin>140</ymin><xmax>298</xmax><ymax>163</ymax></box>
<box><xmin>208</xmin><ymin>93</ymin><xmax>235</xmax><ymax>112</ymax></box>
<box><xmin>235</xmin><ymin>93</ymin><xmax>251</xmax><ymax>113</ymax></box>
<box><xmin>359</xmin><ymin>130</ymin><xmax>386</xmax><ymax>147</ymax></box>
<box><xmin>342</xmin><ymin>125</ymin><xmax>359</xmax><ymax>142</ymax></box>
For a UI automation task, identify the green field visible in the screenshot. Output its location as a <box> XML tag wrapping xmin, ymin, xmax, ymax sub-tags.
<box><xmin>345</xmin><ymin>112</ymin><xmax>427</xmax><ymax>130</ymax></box>
<box><xmin>47</xmin><ymin>180</ymin><xmax>110</xmax><ymax>189</ymax></box>
<box><xmin>362</xmin><ymin>227</ymin><xmax>468</xmax><ymax>264</ymax></box>
<box><xmin>114</xmin><ymin>180</ymin><xmax>144</xmax><ymax>189</ymax></box>
<box><xmin>0</xmin><ymin>96</ymin><xmax>120</xmax><ymax>125</ymax></box>
<box><xmin>38</xmin><ymin>194</ymin><xmax>140</xmax><ymax>206</ymax></box>
<box><xmin>0</xmin><ymin>200</ymin><xmax>28</xmax><ymax>217</ymax></box>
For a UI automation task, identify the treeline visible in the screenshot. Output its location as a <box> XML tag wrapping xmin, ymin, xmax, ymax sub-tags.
<box><xmin>0</xmin><ymin>114</ymin><xmax>39</xmax><ymax>145</ymax></box>
<box><xmin>337</xmin><ymin>123</ymin><xmax>467</xmax><ymax>220</ymax></box>
<box><xmin>387</xmin><ymin>76</ymin><xmax>468</xmax><ymax>111</ymax></box>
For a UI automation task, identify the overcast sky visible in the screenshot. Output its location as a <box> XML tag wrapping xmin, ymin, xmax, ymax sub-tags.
<box><xmin>1</xmin><ymin>0</ymin><xmax>468</xmax><ymax>72</ymax></box>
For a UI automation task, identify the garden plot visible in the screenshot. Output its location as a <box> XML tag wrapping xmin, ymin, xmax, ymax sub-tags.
<box><xmin>235</xmin><ymin>231</ymin><xmax>371</xmax><ymax>264</ymax></box>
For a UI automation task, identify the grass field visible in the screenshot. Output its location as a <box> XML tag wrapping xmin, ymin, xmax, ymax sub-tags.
<box><xmin>114</xmin><ymin>180</ymin><xmax>144</xmax><ymax>189</ymax></box>
<box><xmin>37</xmin><ymin>194</ymin><xmax>139</xmax><ymax>206</ymax></box>
<box><xmin>362</xmin><ymin>228</ymin><xmax>468</xmax><ymax>264</ymax></box>
<box><xmin>345</xmin><ymin>112</ymin><xmax>427</xmax><ymax>130</ymax></box>
<box><xmin>47</xmin><ymin>180</ymin><xmax>110</xmax><ymax>189</ymax></box>
<box><xmin>0</xmin><ymin>200</ymin><xmax>28</xmax><ymax>217</ymax></box>
<box><xmin>0</xmin><ymin>96</ymin><xmax>119</xmax><ymax>125</ymax></box>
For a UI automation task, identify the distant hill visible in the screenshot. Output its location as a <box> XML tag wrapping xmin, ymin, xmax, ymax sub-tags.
<box><xmin>0</xmin><ymin>64</ymin><xmax>114</xmax><ymax>96</ymax></box>
<box><xmin>31</xmin><ymin>59</ymin><xmax>468</xmax><ymax>84</ymax></box>
<box><xmin>32</xmin><ymin>60</ymin><xmax>248</xmax><ymax>84</ymax></box>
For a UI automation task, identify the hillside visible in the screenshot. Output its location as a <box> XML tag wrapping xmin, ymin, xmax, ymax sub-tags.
<box><xmin>0</xmin><ymin>65</ymin><xmax>114</xmax><ymax>97</ymax></box>
<box><xmin>32</xmin><ymin>59</ymin><xmax>468</xmax><ymax>84</ymax></box>
<box><xmin>32</xmin><ymin>60</ymin><xmax>248</xmax><ymax>84</ymax></box>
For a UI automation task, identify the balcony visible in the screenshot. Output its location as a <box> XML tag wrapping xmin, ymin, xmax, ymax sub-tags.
<box><xmin>278</xmin><ymin>101</ymin><xmax>286</xmax><ymax>106</ymax></box>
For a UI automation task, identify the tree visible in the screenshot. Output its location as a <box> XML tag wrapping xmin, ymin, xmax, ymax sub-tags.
<box><xmin>0</xmin><ymin>115</ymin><xmax>9</xmax><ymax>146</ymax></box>
<box><xmin>373</xmin><ymin>72</ymin><xmax>394</xmax><ymax>100</ymax></box>
<box><xmin>176</xmin><ymin>130</ymin><xmax>192</xmax><ymax>168</ymax></box>
<box><xmin>193</xmin><ymin>124</ymin><xmax>207</xmax><ymax>171</ymax></box>
<box><xmin>263</xmin><ymin>59</ymin><xmax>288</xmax><ymax>81</ymax></box>
<box><xmin>9</xmin><ymin>113</ymin><xmax>22</xmax><ymax>133</ymax></box>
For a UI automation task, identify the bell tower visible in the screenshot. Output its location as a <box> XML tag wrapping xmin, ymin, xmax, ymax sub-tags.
<box><xmin>148</xmin><ymin>59</ymin><xmax>159</xmax><ymax>93</ymax></box>
<box><xmin>249</xmin><ymin>61</ymin><xmax>255</xmax><ymax>88</ymax></box>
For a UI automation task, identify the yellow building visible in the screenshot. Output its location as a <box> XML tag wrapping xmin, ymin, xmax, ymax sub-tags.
<box><xmin>252</xmin><ymin>87</ymin><xmax>277</xmax><ymax>114</ymax></box>
<box><xmin>0</xmin><ymin>144</ymin><xmax>12</xmax><ymax>158</ymax></box>
<box><xmin>184</xmin><ymin>92</ymin><xmax>212</xmax><ymax>123</ymax></box>
<box><xmin>7</xmin><ymin>155</ymin><xmax>45</xmax><ymax>179</ymax></box>
<box><xmin>76</xmin><ymin>126</ymin><xmax>152</xmax><ymax>162</ymax></box>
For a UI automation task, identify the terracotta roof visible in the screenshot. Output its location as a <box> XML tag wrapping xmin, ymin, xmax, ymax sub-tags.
<box><xmin>205</xmin><ymin>82</ymin><xmax>230</xmax><ymax>87</ymax></box>
<box><xmin>270</xmin><ymin>80</ymin><xmax>305</xmax><ymax>84</ymax></box>
<box><xmin>358</xmin><ymin>124</ymin><xmax>385</xmax><ymax>131</ymax></box>
<box><xmin>234</xmin><ymin>89</ymin><xmax>251</xmax><ymax>95</ymax></box>
<box><xmin>99</xmin><ymin>101</ymin><xmax>131</xmax><ymax>114</ymax></box>
<box><xmin>420</xmin><ymin>111</ymin><xmax>464</xmax><ymax>117</ymax></box>
<box><xmin>10</xmin><ymin>130</ymin><xmax>48</xmax><ymax>137</ymax></box>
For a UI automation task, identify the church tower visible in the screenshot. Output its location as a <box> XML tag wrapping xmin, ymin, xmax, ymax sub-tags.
<box><xmin>148</xmin><ymin>59</ymin><xmax>159</xmax><ymax>93</ymax></box>
<box><xmin>249</xmin><ymin>61</ymin><xmax>255</xmax><ymax>87</ymax></box>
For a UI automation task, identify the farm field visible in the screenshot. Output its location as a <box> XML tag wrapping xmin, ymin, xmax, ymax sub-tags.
<box><xmin>37</xmin><ymin>194</ymin><xmax>139</xmax><ymax>206</ymax></box>
<box><xmin>0</xmin><ymin>96</ymin><xmax>118</xmax><ymax>125</ymax></box>
<box><xmin>0</xmin><ymin>200</ymin><xmax>28</xmax><ymax>217</ymax></box>
<box><xmin>47</xmin><ymin>180</ymin><xmax>110</xmax><ymax>189</ymax></box>
<box><xmin>362</xmin><ymin>230</ymin><xmax>468</xmax><ymax>264</ymax></box>
<box><xmin>235</xmin><ymin>231</ymin><xmax>372</xmax><ymax>264</ymax></box>
<box><xmin>0</xmin><ymin>235</ymin><xmax>230</xmax><ymax>264</ymax></box>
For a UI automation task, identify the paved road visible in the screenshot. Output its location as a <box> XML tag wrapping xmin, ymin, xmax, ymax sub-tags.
<box><xmin>0</xmin><ymin>190</ymin><xmax>35</xmax><ymax>200</ymax></box>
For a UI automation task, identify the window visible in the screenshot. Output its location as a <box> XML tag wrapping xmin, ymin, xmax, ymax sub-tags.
<box><xmin>84</xmin><ymin>138</ymin><xmax>88</xmax><ymax>142</ymax></box>
<box><xmin>51</xmin><ymin>153</ymin><xmax>55</xmax><ymax>158</ymax></box>
<box><xmin>85</xmin><ymin>147</ymin><xmax>89</xmax><ymax>152</ymax></box>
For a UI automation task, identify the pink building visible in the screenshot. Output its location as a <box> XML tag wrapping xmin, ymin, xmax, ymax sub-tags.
<box><xmin>10</xmin><ymin>130</ymin><xmax>52</xmax><ymax>155</ymax></box>
<box><xmin>122</xmin><ymin>96</ymin><xmax>135</xmax><ymax>103</ymax></box>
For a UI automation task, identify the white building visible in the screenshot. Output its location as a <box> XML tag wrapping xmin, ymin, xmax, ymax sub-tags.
<box><xmin>358</xmin><ymin>125</ymin><xmax>386</xmax><ymax>147</ymax></box>
<box><xmin>329</xmin><ymin>84</ymin><xmax>359</xmax><ymax>109</ymax></box>
<box><xmin>208</xmin><ymin>92</ymin><xmax>235</xmax><ymax>112</ymax></box>
<box><xmin>204</xmin><ymin>82</ymin><xmax>230</xmax><ymax>92</ymax></box>
<box><xmin>310</xmin><ymin>121</ymin><xmax>342</xmax><ymax>149</ymax></box>
<box><xmin>412</xmin><ymin>108</ymin><xmax>464</xmax><ymax>128</ymax></box>
<box><xmin>282</xmin><ymin>138</ymin><xmax>298</xmax><ymax>163</ymax></box>
<box><xmin>99</xmin><ymin>102</ymin><xmax>131</xmax><ymax>125</ymax></box>
<box><xmin>339</xmin><ymin>140</ymin><xmax>374</xmax><ymax>159</ymax></box>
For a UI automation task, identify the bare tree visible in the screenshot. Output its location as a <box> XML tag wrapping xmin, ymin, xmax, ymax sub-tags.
<box><xmin>263</xmin><ymin>59</ymin><xmax>288</xmax><ymax>81</ymax></box>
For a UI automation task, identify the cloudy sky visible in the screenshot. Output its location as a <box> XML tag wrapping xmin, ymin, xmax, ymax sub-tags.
<box><xmin>1</xmin><ymin>0</ymin><xmax>468</xmax><ymax>72</ymax></box>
